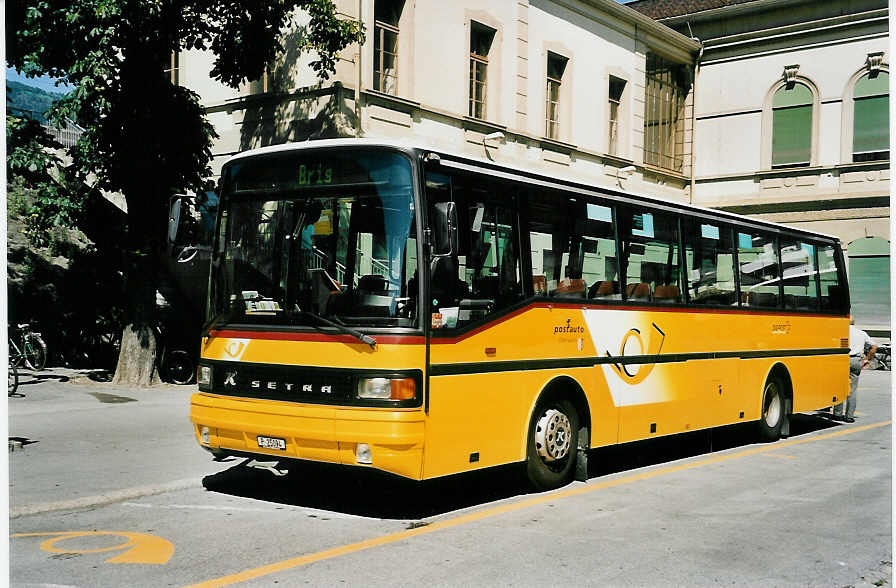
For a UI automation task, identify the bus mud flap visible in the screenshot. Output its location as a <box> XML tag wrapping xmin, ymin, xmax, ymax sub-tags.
<box><xmin>781</xmin><ymin>398</ymin><xmax>792</xmax><ymax>438</ymax></box>
<box><xmin>574</xmin><ymin>426</ymin><xmax>589</xmax><ymax>482</ymax></box>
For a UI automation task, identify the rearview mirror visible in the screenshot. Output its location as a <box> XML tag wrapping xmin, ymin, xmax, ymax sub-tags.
<box><xmin>432</xmin><ymin>202</ymin><xmax>458</xmax><ymax>257</ymax></box>
<box><xmin>168</xmin><ymin>197</ymin><xmax>184</xmax><ymax>245</ymax></box>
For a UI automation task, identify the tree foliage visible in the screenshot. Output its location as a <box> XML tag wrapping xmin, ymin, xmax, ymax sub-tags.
<box><xmin>7</xmin><ymin>0</ymin><xmax>364</xmax><ymax>379</ymax></box>
<box><xmin>6</xmin><ymin>114</ymin><xmax>84</xmax><ymax>245</ymax></box>
<box><xmin>8</xmin><ymin>2</ymin><xmax>363</xmax><ymax>267</ymax></box>
<box><xmin>7</xmin><ymin>0</ymin><xmax>364</xmax><ymax>248</ymax></box>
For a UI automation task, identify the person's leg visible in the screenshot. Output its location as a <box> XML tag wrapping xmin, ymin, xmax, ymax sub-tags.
<box><xmin>845</xmin><ymin>356</ymin><xmax>862</xmax><ymax>420</ymax></box>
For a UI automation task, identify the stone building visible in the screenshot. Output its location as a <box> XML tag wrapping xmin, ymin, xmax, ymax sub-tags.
<box><xmin>178</xmin><ymin>0</ymin><xmax>889</xmax><ymax>334</ymax></box>
<box><xmin>628</xmin><ymin>0</ymin><xmax>890</xmax><ymax>335</ymax></box>
<box><xmin>178</xmin><ymin>0</ymin><xmax>700</xmax><ymax>202</ymax></box>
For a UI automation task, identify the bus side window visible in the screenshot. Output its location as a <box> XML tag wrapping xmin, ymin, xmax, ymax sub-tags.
<box><xmin>780</xmin><ymin>239</ymin><xmax>819</xmax><ymax>311</ymax></box>
<box><xmin>618</xmin><ymin>207</ymin><xmax>682</xmax><ymax>303</ymax></box>
<box><xmin>738</xmin><ymin>231</ymin><xmax>779</xmax><ymax>308</ymax></box>
<box><xmin>683</xmin><ymin>221</ymin><xmax>736</xmax><ymax>305</ymax></box>
<box><xmin>581</xmin><ymin>202</ymin><xmax>618</xmax><ymax>299</ymax></box>
<box><xmin>527</xmin><ymin>190</ymin><xmax>614</xmax><ymax>299</ymax></box>
<box><xmin>427</xmin><ymin>173</ymin><xmax>523</xmax><ymax>328</ymax></box>
<box><xmin>818</xmin><ymin>244</ymin><xmax>845</xmax><ymax>312</ymax></box>
<box><xmin>458</xmin><ymin>182</ymin><xmax>523</xmax><ymax>318</ymax></box>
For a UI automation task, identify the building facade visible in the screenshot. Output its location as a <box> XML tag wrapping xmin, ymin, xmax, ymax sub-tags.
<box><xmin>179</xmin><ymin>0</ymin><xmax>889</xmax><ymax>333</ymax></box>
<box><xmin>179</xmin><ymin>0</ymin><xmax>700</xmax><ymax>203</ymax></box>
<box><xmin>628</xmin><ymin>0</ymin><xmax>890</xmax><ymax>335</ymax></box>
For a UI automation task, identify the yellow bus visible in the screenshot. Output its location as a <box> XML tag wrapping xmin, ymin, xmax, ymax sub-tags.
<box><xmin>190</xmin><ymin>139</ymin><xmax>850</xmax><ymax>490</ymax></box>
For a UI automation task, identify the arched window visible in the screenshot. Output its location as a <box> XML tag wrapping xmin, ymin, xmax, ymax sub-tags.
<box><xmin>771</xmin><ymin>83</ymin><xmax>813</xmax><ymax>168</ymax></box>
<box><xmin>853</xmin><ymin>71</ymin><xmax>889</xmax><ymax>162</ymax></box>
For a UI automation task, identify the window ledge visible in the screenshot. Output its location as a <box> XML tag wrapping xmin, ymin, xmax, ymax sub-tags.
<box><xmin>363</xmin><ymin>89</ymin><xmax>420</xmax><ymax>110</ymax></box>
<box><xmin>461</xmin><ymin>116</ymin><xmax>507</xmax><ymax>134</ymax></box>
<box><xmin>539</xmin><ymin>136</ymin><xmax>577</xmax><ymax>153</ymax></box>
<box><xmin>641</xmin><ymin>162</ymin><xmax>688</xmax><ymax>181</ymax></box>
<box><xmin>602</xmin><ymin>153</ymin><xmax>635</xmax><ymax>167</ymax></box>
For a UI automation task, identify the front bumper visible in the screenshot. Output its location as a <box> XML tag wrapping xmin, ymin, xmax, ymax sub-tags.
<box><xmin>190</xmin><ymin>392</ymin><xmax>425</xmax><ymax>480</ymax></box>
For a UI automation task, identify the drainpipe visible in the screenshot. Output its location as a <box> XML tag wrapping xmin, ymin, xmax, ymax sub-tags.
<box><xmin>355</xmin><ymin>0</ymin><xmax>363</xmax><ymax>137</ymax></box>
<box><xmin>689</xmin><ymin>39</ymin><xmax>703</xmax><ymax>205</ymax></box>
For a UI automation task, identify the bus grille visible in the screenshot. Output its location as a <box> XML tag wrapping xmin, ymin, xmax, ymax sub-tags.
<box><xmin>211</xmin><ymin>364</ymin><xmax>354</xmax><ymax>403</ymax></box>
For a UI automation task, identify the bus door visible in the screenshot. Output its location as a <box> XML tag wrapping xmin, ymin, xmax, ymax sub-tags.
<box><xmin>423</xmin><ymin>170</ymin><xmax>527</xmax><ymax>477</ymax></box>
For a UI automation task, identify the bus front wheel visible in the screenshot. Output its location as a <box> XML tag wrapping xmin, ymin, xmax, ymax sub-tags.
<box><xmin>757</xmin><ymin>376</ymin><xmax>786</xmax><ymax>442</ymax></box>
<box><xmin>526</xmin><ymin>397</ymin><xmax>579</xmax><ymax>491</ymax></box>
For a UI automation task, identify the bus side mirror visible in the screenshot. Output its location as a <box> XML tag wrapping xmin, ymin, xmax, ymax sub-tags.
<box><xmin>432</xmin><ymin>202</ymin><xmax>458</xmax><ymax>257</ymax></box>
<box><xmin>168</xmin><ymin>197</ymin><xmax>184</xmax><ymax>245</ymax></box>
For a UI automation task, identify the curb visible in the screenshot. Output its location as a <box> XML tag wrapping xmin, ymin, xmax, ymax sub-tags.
<box><xmin>10</xmin><ymin>478</ymin><xmax>202</xmax><ymax>519</ymax></box>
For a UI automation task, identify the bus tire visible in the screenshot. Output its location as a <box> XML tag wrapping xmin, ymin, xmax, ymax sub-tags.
<box><xmin>757</xmin><ymin>375</ymin><xmax>786</xmax><ymax>442</ymax></box>
<box><xmin>526</xmin><ymin>397</ymin><xmax>579</xmax><ymax>491</ymax></box>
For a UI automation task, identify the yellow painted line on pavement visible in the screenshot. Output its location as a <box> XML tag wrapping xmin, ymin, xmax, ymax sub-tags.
<box><xmin>186</xmin><ymin>420</ymin><xmax>890</xmax><ymax>588</ymax></box>
<box><xmin>11</xmin><ymin>531</ymin><xmax>174</xmax><ymax>564</ymax></box>
<box><xmin>764</xmin><ymin>453</ymin><xmax>796</xmax><ymax>459</ymax></box>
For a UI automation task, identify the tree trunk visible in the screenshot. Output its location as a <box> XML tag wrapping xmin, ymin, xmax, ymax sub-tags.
<box><xmin>110</xmin><ymin>200</ymin><xmax>165</xmax><ymax>385</ymax></box>
<box><xmin>112</xmin><ymin>324</ymin><xmax>159</xmax><ymax>386</ymax></box>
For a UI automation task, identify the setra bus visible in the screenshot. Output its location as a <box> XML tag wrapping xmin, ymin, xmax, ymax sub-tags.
<box><xmin>190</xmin><ymin>138</ymin><xmax>850</xmax><ymax>490</ymax></box>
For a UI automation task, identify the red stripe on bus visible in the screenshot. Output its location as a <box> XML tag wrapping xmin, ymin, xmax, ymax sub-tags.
<box><xmin>429</xmin><ymin>302</ymin><xmax>847</xmax><ymax>344</ymax></box>
<box><xmin>207</xmin><ymin>330</ymin><xmax>426</xmax><ymax>345</ymax></box>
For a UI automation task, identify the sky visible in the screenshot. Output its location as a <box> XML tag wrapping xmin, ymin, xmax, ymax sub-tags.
<box><xmin>6</xmin><ymin>67</ymin><xmax>71</xmax><ymax>93</ymax></box>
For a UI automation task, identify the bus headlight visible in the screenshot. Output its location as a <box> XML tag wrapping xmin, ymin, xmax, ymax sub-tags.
<box><xmin>357</xmin><ymin>377</ymin><xmax>416</xmax><ymax>401</ymax></box>
<box><xmin>198</xmin><ymin>364</ymin><xmax>212</xmax><ymax>391</ymax></box>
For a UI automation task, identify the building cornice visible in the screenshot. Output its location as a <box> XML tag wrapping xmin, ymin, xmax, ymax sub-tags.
<box><xmin>552</xmin><ymin>0</ymin><xmax>701</xmax><ymax>61</ymax></box>
<box><xmin>698</xmin><ymin>9</ymin><xmax>888</xmax><ymax>49</ymax></box>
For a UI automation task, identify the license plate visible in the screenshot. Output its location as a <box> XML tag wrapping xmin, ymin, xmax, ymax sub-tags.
<box><xmin>257</xmin><ymin>436</ymin><xmax>286</xmax><ymax>450</ymax></box>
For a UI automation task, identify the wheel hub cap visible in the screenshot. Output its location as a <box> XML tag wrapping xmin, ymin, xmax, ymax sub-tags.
<box><xmin>764</xmin><ymin>385</ymin><xmax>781</xmax><ymax>427</ymax></box>
<box><xmin>535</xmin><ymin>409</ymin><xmax>572</xmax><ymax>462</ymax></box>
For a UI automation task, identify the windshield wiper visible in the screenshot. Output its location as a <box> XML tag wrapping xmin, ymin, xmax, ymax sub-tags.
<box><xmin>295</xmin><ymin>308</ymin><xmax>377</xmax><ymax>349</ymax></box>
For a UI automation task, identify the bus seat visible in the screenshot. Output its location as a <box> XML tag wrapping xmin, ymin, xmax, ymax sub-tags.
<box><xmin>626</xmin><ymin>282</ymin><xmax>651</xmax><ymax>301</ymax></box>
<box><xmin>589</xmin><ymin>280</ymin><xmax>619</xmax><ymax>298</ymax></box>
<box><xmin>473</xmin><ymin>275</ymin><xmax>499</xmax><ymax>299</ymax></box>
<box><xmin>533</xmin><ymin>275</ymin><xmax>547</xmax><ymax>296</ymax></box>
<box><xmin>653</xmin><ymin>285</ymin><xmax>680</xmax><ymax>303</ymax></box>
<box><xmin>555</xmin><ymin>278</ymin><xmax>586</xmax><ymax>297</ymax></box>
<box><xmin>430</xmin><ymin>257</ymin><xmax>467</xmax><ymax>305</ymax></box>
<box><xmin>748</xmin><ymin>291</ymin><xmax>778</xmax><ymax>307</ymax></box>
<box><xmin>357</xmin><ymin>274</ymin><xmax>389</xmax><ymax>295</ymax></box>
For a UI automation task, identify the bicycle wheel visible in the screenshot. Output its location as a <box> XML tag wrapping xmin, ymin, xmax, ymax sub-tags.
<box><xmin>24</xmin><ymin>334</ymin><xmax>47</xmax><ymax>371</ymax></box>
<box><xmin>8</xmin><ymin>362</ymin><xmax>18</xmax><ymax>396</ymax></box>
<box><xmin>163</xmin><ymin>350</ymin><xmax>195</xmax><ymax>385</ymax></box>
<box><xmin>9</xmin><ymin>340</ymin><xmax>24</xmax><ymax>368</ymax></box>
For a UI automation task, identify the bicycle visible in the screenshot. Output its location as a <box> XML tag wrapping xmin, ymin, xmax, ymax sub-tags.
<box><xmin>9</xmin><ymin>323</ymin><xmax>48</xmax><ymax>371</ymax></box>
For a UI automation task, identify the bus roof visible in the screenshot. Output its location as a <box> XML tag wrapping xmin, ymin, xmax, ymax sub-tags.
<box><xmin>224</xmin><ymin>138</ymin><xmax>840</xmax><ymax>244</ymax></box>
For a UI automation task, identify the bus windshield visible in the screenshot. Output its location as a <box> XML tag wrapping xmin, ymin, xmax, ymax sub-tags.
<box><xmin>209</xmin><ymin>150</ymin><xmax>419</xmax><ymax>329</ymax></box>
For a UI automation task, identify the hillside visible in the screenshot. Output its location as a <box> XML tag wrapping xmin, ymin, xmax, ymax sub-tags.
<box><xmin>6</xmin><ymin>80</ymin><xmax>67</xmax><ymax>122</ymax></box>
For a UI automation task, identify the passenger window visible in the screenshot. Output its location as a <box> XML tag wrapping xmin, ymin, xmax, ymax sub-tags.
<box><xmin>619</xmin><ymin>208</ymin><xmax>681</xmax><ymax>303</ymax></box>
<box><xmin>780</xmin><ymin>239</ymin><xmax>819</xmax><ymax>311</ymax></box>
<box><xmin>527</xmin><ymin>192</ymin><xmax>618</xmax><ymax>299</ymax></box>
<box><xmin>683</xmin><ymin>221</ymin><xmax>736</xmax><ymax>305</ymax></box>
<box><xmin>738</xmin><ymin>232</ymin><xmax>779</xmax><ymax>308</ymax></box>
<box><xmin>426</xmin><ymin>172</ymin><xmax>522</xmax><ymax>329</ymax></box>
<box><xmin>818</xmin><ymin>244</ymin><xmax>846</xmax><ymax>312</ymax></box>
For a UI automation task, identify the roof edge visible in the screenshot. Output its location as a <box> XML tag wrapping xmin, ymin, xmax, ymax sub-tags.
<box><xmin>582</xmin><ymin>0</ymin><xmax>702</xmax><ymax>53</ymax></box>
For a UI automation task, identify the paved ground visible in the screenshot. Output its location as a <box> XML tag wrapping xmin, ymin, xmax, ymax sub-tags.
<box><xmin>7</xmin><ymin>367</ymin><xmax>892</xmax><ymax>587</ymax></box>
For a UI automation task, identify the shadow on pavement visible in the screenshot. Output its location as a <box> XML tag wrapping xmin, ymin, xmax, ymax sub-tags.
<box><xmin>17</xmin><ymin>372</ymin><xmax>70</xmax><ymax>386</ymax></box>
<box><xmin>201</xmin><ymin>413</ymin><xmax>843</xmax><ymax>520</ymax></box>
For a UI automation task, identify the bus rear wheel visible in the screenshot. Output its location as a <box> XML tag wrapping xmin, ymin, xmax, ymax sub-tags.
<box><xmin>526</xmin><ymin>397</ymin><xmax>579</xmax><ymax>491</ymax></box>
<box><xmin>757</xmin><ymin>376</ymin><xmax>786</xmax><ymax>442</ymax></box>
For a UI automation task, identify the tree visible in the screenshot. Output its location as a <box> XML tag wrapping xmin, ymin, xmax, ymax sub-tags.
<box><xmin>7</xmin><ymin>0</ymin><xmax>364</xmax><ymax>384</ymax></box>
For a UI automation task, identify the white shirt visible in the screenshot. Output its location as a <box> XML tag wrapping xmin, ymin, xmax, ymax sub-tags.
<box><xmin>849</xmin><ymin>324</ymin><xmax>876</xmax><ymax>357</ymax></box>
